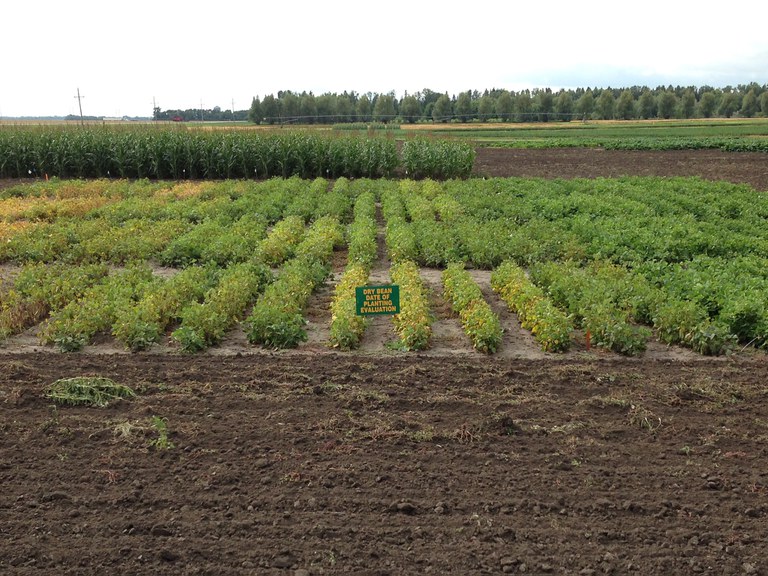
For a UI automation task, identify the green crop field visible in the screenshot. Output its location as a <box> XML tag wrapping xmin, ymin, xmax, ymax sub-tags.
<box><xmin>0</xmin><ymin>125</ymin><xmax>474</xmax><ymax>180</ymax></box>
<box><xmin>1</xmin><ymin>176</ymin><xmax>766</xmax><ymax>357</ymax></box>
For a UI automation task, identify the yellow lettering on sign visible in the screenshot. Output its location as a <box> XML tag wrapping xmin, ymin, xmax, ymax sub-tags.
<box><xmin>366</xmin><ymin>294</ymin><xmax>391</xmax><ymax>302</ymax></box>
<box><xmin>361</xmin><ymin>305</ymin><xmax>397</xmax><ymax>313</ymax></box>
<box><xmin>363</xmin><ymin>289</ymin><xmax>393</xmax><ymax>311</ymax></box>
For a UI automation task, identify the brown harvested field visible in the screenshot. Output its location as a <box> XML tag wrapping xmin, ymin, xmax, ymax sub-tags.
<box><xmin>2</xmin><ymin>149</ymin><xmax>767</xmax><ymax>575</ymax></box>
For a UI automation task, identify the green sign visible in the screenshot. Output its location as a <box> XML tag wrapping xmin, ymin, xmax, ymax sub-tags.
<box><xmin>355</xmin><ymin>284</ymin><xmax>400</xmax><ymax>316</ymax></box>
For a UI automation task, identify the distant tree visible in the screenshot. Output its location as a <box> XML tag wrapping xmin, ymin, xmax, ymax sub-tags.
<box><xmin>638</xmin><ymin>90</ymin><xmax>656</xmax><ymax>119</ymax></box>
<box><xmin>495</xmin><ymin>90</ymin><xmax>514</xmax><ymax>121</ymax></box>
<box><xmin>554</xmin><ymin>91</ymin><xmax>573</xmax><ymax>121</ymax></box>
<box><xmin>261</xmin><ymin>94</ymin><xmax>279</xmax><ymax>124</ymax></box>
<box><xmin>515</xmin><ymin>90</ymin><xmax>533</xmax><ymax>122</ymax></box>
<box><xmin>373</xmin><ymin>94</ymin><xmax>396</xmax><ymax>123</ymax></box>
<box><xmin>356</xmin><ymin>94</ymin><xmax>372</xmax><ymax>122</ymax></box>
<box><xmin>741</xmin><ymin>89</ymin><xmax>758</xmax><ymax>118</ymax></box>
<box><xmin>400</xmin><ymin>95</ymin><xmax>421</xmax><ymax>123</ymax></box>
<box><xmin>575</xmin><ymin>90</ymin><xmax>594</xmax><ymax>119</ymax></box>
<box><xmin>314</xmin><ymin>94</ymin><xmax>336</xmax><ymax>122</ymax></box>
<box><xmin>761</xmin><ymin>91</ymin><xmax>768</xmax><ymax>117</ymax></box>
<box><xmin>455</xmin><ymin>91</ymin><xmax>472</xmax><ymax>122</ymax></box>
<box><xmin>478</xmin><ymin>94</ymin><xmax>495</xmax><ymax>120</ymax></box>
<box><xmin>415</xmin><ymin>89</ymin><xmax>438</xmax><ymax>121</ymax></box>
<box><xmin>657</xmin><ymin>91</ymin><xmax>678</xmax><ymax>119</ymax></box>
<box><xmin>280</xmin><ymin>91</ymin><xmax>300</xmax><ymax>121</ymax></box>
<box><xmin>616</xmin><ymin>89</ymin><xmax>635</xmax><ymax>120</ymax></box>
<box><xmin>718</xmin><ymin>92</ymin><xmax>740</xmax><ymax>118</ymax></box>
<box><xmin>698</xmin><ymin>91</ymin><xmax>717</xmax><ymax>118</ymax></box>
<box><xmin>432</xmin><ymin>94</ymin><xmax>452</xmax><ymax>122</ymax></box>
<box><xmin>597</xmin><ymin>90</ymin><xmax>615</xmax><ymax>120</ymax></box>
<box><xmin>535</xmin><ymin>89</ymin><xmax>554</xmax><ymax>122</ymax></box>
<box><xmin>247</xmin><ymin>97</ymin><xmax>263</xmax><ymax>124</ymax></box>
<box><xmin>65</xmin><ymin>114</ymin><xmax>101</xmax><ymax>122</ymax></box>
<box><xmin>680</xmin><ymin>89</ymin><xmax>696</xmax><ymax>119</ymax></box>
<box><xmin>419</xmin><ymin>88</ymin><xmax>442</xmax><ymax>110</ymax></box>
<box><xmin>335</xmin><ymin>94</ymin><xmax>354</xmax><ymax>122</ymax></box>
<box><xmin>740</xmin><ymin>82</ymin><xmax>761</xmax><ymax>95</ymax></box>
<box><xmin>299</xmin><ymin>93</ymin><xmax>317</xmax><ymax>123</ymax></box>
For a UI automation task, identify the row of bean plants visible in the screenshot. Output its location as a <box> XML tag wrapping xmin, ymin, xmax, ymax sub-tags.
<box><xmin>437</xmin><ymin>176</ymin><xmax>767</xmax><ymax>353</ymax></box>
<box><xmin>0</xmin><ymin>263</ymin><xmax>108</xmax><ymax>341</ymax></box>
<box><xmin>638</xmin><ymin>256</ymin><xmax>767</xmax><ymax>349</ymax></box>
<box><xmin>529</xmin><ymin>260</ymin><xmax>654</xmax><ymax>355</ymax></box>
<box><xmin>158</xmin><ymin>214</ymin><xmax>269</xmax><ymax>267</ymax></box>
<box><xmin>171</xmin><ymin>262</ymin><xmax>273</xmax><ymax>352</ymax></box>
<box><xmin>442</xmin><ymin>177</ymin><xmax>768</xmax><ymax>267</ymax></box>
<box><xmin>0</xmin><ymin>177</ymin><xmax>359</xmax><ymax>266</ymax></box>
<box><xmin>0</xmin><ymin>217</ymin><xmax>190</xmax><ymax>264</ymax></box>
<box><xmin>390</xmin><ymin>260</ymin><xmax>432</xmax><ymax>351</ymax></box>
<box><xmin>489</xmin><ymin>137</ymin><xmax>768</xmax><ymax>153</ymax></box>
<box><xmin>329</xmin><ymin>191</ymin><xmax>379</xmax><ymax>349</ymax></box>
<box><xmin>245</xmin><ymin>216</ymin><xmax>344</xmax><ymax>348</ymax></box>
<box><xmin>490</xmin><ymin>262</ymin><xmax>572</xmax><ymax>353</ymax></box>
<box><xmin>442</xmin><ymin>263</ymin><xmax>502</xmax><ymax>353</ymax></box>
<box><xmin>40</xmin><ymin>265</ymin><xmax>159</xmax><ymax>351</ymax></box>
<box><xmin>113</xmin><ymin>265</ymin><xmax>220</xmax><ymax>351</ymax></box>
<box><xmin>530</xmin><ymin>259</ymin><xmax>741</xmax><ymax>355</ymax></box>
<box><xmin>382</xmin><ymin>186</ymin><xmax>419</xmax><ymax>263</ymax></box>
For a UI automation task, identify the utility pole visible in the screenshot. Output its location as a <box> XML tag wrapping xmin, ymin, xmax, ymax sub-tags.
<box><xmin>153</xmin><ymin>96</ymin><xmax>157</xmax><ymax>121</ymax></box>
<box><xmin>232</xmin><ymin>98</ymin><xmax>235</xmax><ymax>120</ymax></box>
<box><xmin>74</xmin><ymin>88</ymin><xmax>85</xmax><ymax>125</ymax></box>
<box><xmin>200</xmin><ymin>99</ymin><xmax>204</xmax><ymax>122</ymax></box>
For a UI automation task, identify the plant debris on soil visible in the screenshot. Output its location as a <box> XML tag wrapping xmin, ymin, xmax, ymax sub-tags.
<box><xmin>1</xmin><ymin>148</ymin><xmax>767</xmax><ymax>575</ymax></box>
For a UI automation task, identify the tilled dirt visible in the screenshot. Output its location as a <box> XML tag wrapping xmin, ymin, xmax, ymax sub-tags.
<box><xmin>2</xmin><ymin>354</ymin><xmax>767</xmax><ymax>575</ymax></box>
<box><xmin>473</xmin><ymin>148</ymin><xmax>768</xmax><ymax>191</ymax></box>
<box><xmin>2</xmin><ymin>149</ymin><xmax>768</xmax><ymax>575</ymax></box>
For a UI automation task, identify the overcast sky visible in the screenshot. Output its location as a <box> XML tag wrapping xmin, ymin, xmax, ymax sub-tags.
<box><xmin>2</xmin><ymin>0</ymin><xmax>767</xmax><ymax>118</ymax></box>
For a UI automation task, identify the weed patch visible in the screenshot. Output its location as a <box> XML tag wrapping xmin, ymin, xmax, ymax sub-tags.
<box><xmin>45</xmin><ymin>376</ymin><xmax>135</xmax><ymax>407</ymax></box>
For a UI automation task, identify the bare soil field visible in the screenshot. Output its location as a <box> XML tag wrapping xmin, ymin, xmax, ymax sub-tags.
<box><xmin>2</xmin><ymin>149</ymin><xmax>767</xmax><ymax>575</ymax></box>
<box><xmin>473</xmin><ymin>148</ymin><xmax>768</xmax><ymax>191</ymax></box>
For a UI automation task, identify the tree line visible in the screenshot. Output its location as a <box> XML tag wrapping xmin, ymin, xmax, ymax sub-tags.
<box><xmin>153</xmin><ymin>106</ymin><xmax>249</xmax><ymax>122</ymax></box>
<box><xmin>241</xmin><ymin>84</ymin><xmax>768</xmax><ymax>125</ymax></box>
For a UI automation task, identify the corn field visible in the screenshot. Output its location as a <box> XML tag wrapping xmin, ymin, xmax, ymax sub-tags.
<box><xmin>0</xmin><ymin>126</ymin><xmax>474</xmax><ymax>180</ymax></box>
